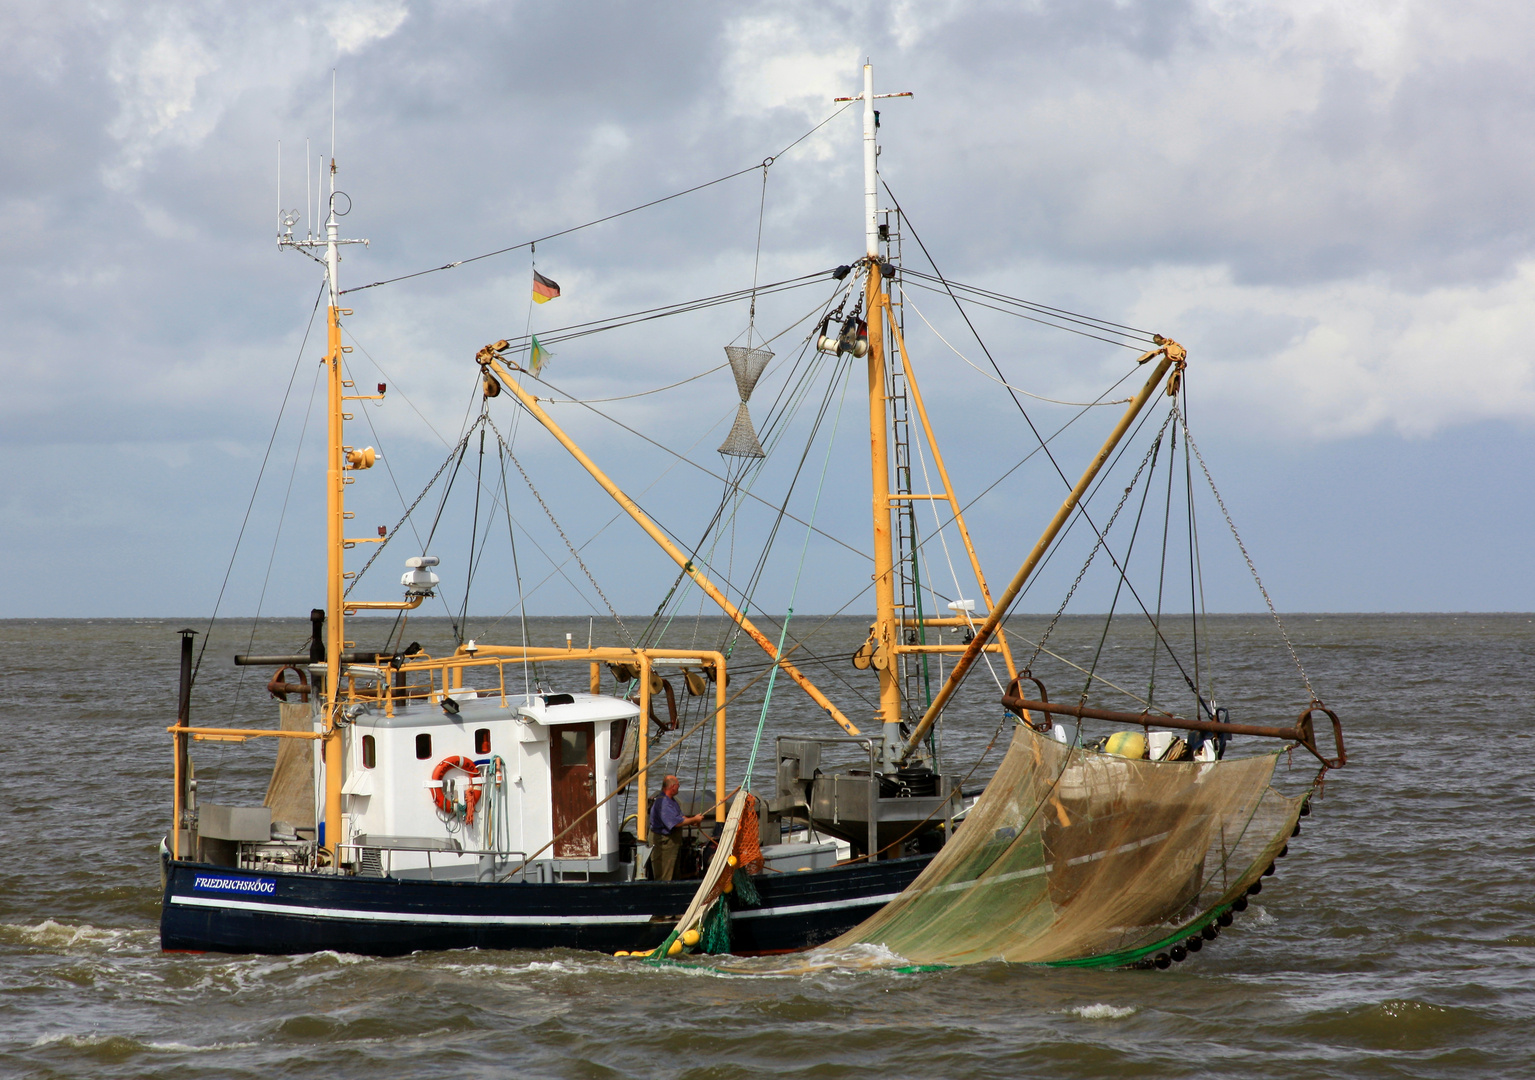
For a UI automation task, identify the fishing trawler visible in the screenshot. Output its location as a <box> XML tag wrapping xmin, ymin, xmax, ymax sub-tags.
<box><xmin>160</xmin><ymin>64</ymin><xmax>1344</xmax><ymax>966</ymax></box>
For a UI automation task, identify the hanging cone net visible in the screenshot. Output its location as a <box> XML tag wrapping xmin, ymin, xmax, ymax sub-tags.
<box><xmin>830</xmin><ymin>725</ymin><xmax>1311</xmax><ymax>967</ymax></box>
<box><xmin>724</xmin><ymin>345</ymin><xmax>773</xmax><ymax>402</ymax></box>
<box><xmin>718</xmin><ymin>403</ymin><xmax>766</xmax><ymax>459</ymax></box>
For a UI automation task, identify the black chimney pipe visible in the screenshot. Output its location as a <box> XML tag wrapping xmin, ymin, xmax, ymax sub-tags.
<box><xmin>309</xmin><ymin>608</ymin><xmax>325</xmax><ymax>663</ymax></box>
<box><xmin>309</xmin><ymin>608</ymin><xmax>325</xmax><ymax>695</ymax></box>
<box><xmin>175</xmin><ymin>628</ymin><xmax>197</xmax><ymax>833</ymax></box>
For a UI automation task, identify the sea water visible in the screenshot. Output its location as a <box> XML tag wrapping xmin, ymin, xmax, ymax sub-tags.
<box><xmin>1</xmin><ymin>614</ymin><xmax>1530</xmax><ymax>1079</ymax></box>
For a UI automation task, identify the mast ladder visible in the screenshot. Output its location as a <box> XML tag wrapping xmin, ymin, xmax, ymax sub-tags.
<box><xmin>881</xmin><ymin>209</ymin><xmax>933</xmax><ymax>738</ymax></box>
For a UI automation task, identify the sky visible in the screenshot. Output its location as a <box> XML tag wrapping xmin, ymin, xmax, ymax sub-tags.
<box><xmin>2</xmin><ymin>0</ymin><xmax>1532</xmax><ymax>623</ymax></box>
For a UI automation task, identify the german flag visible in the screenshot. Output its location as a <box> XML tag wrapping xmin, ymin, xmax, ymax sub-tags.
<box><xmin>532</xmin><ymin>270</ymin><xmax>561</xmax><ymax>304</ymax></box>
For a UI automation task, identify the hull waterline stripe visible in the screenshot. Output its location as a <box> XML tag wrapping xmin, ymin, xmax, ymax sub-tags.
<box><xmin>170</xmin><ymin>889</ymin><xmax>906</xmax><ymax>926</ymax></box>
<box><xmin>170</xmin><ymin>895</ymin><xmax>655</xmax><ymax>926</ymax></box>
<box><xmin>728</xmin><ymin>892</ymin><xmax>903</xmax><ymax>920</ymax></box>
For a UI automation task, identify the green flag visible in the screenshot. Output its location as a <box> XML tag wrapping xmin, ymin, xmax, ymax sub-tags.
<box><xmin>529</xmin><ymin>335</ymin><xmax>552</xmax><ymax>376</ymax></box>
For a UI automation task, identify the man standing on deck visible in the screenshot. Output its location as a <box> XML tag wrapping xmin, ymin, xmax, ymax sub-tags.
<box><xmin>649</xmin><ymin>774</ymin><xmax>704</xmax><ymax>881</ymax></box>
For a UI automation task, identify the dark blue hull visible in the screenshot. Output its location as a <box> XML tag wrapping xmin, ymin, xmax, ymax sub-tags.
<box><xmin>160</xmin><ymin>856</ymin><xmax>930</xmax><ymax>956</ymax></box>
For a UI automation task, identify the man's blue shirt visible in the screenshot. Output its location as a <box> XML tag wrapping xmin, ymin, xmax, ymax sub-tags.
<box><xmin>650</xmin><ymin>792</ymin><xmax>685</xmax><ymax>836</ymax></box>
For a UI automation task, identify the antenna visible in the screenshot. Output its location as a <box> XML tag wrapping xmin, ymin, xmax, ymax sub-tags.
<box><xmin>278</xmin><ymin>79</ymin><xmax>366</xmax><ymax>272</ymax></box>
<box><xmin>275</xmin><ymin>141</ymin><xmax>301</xmax><ymax>241</ymax></box>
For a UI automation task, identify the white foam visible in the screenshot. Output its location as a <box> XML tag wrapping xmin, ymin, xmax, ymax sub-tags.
<box><xmin>31</xmin><ymin>1032</ymin><xmax>255</xmax><ymax>1053</ymax></box>
<box><xmin>1247</xmin><ymin>904</ymin><xmax>1275</xmax><ymax>925</ymax></box>
<box><xmin>2</xmin><ymin>920</ymin><xmax>149</xmax><ymax>952</ymax></box>
<box><xmin>1071</xmin><ymin>1003</ymin><xmax>1138</xmax><ymax>1020</ymax></box>
<box><xmin>711</xmin><ymin>942</ymin><xmax>912</xmax><ymax>978</ymax></box>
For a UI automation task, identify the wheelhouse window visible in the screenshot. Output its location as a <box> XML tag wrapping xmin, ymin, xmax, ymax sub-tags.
<box><xmin>610</xmin><ymin>718</ymin><xmax>627</xmax><ymax>759</ymax></box>
<box><xmin>475</xmin><ymin>728</ymin><xmax>491</xmax><ymax>754</ymax></box>
<box><xmin>362</xmin><ymin>734</ymin><xmax>376</xmax><ymax>769</ymax></box>
<box><xmin>559</xmin><ymin>727</ymin><xmax>589</xmax><ymax>767</ymax></box>
<box><xmin>415</xmin><ymin>733</ymin><xmax>432</xmax><ymax>759</ymax></box>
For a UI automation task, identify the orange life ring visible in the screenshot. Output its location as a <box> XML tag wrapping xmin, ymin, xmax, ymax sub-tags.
<box><xmin>431</xmin><ymin>755</ymin><xmax>482</xmax><ymax>823</ymax></box>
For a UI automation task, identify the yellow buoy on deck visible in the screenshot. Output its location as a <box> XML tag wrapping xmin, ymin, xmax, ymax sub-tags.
<box><xmin>1105</xmin><ymin>730</ymin><xmax>1147</xmax><ymax>759</ymax></box>
<box><xmin>681</xmin><ymin>929</ymin><xmax>700</xmax><ymax>947</ymax></box>
<box><xmin>667</xmin><ymin>940</ymin><xmax>683</xmax><ymax>957</ymax></box>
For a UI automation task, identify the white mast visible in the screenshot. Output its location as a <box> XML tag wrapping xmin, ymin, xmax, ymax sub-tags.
<box><xmin>837</xmin><ymin>63</ymin><xmax>910</xmax><ymax>258</ymax></box>
<box><xmin>863</xmin><ymin>62</ymin><xmax>878</xmax><ymax>258</ymax></box>
<box><xmin>325</xmin><ymin>158</ymin><xmax>340</xmax><ymax>306</ymax></box>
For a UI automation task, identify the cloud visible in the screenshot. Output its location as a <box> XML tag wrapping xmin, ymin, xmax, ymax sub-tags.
<box><xmin>2</xmin><ymin>0</ymin><xmax>1534</xmax><ymax>616</ymax></box>
<box><xmin>105</xmin><ymin>14</ymin><xmax>216</xmax><ymax>181</ymax></box>
<box><xmin>326</xmin><ymin>1</ymin><xmax>408</xmax><ymax>55</ymax></box>
<box><xmin>1133</xmin><ymin>261</ymin><xmax>1535</xmax><ymax>438</ymax></box>
<box><xmin>8</xmin><ymin>0</ymin><xmax>1535</xmax><ymax>446</ymax></box>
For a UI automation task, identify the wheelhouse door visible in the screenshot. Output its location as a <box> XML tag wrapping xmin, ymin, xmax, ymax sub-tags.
<box><xmin>550</xmin><ymin>722</ymin><xmax>597</xmax><ymax>858</ymax></box>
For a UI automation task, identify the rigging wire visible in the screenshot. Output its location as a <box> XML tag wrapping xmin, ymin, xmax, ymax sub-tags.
<box><xmin>342</xmin><ymin>329</ymin><xmax>453</xmax><ymax>448</ymax></box>
<box><xmin>887</xmin><ymin>182</ymin><xmax>1216</xmax><ymax>711</ymax></box>
<box><xmin>499</xmin><ymin>273</ymin><xmax>833</xmax><ymax>354</ymax></box>
<box><xmin>1179</xmin><ymin>411</ymin><xmax>1317</xmax><ymax>701</ymax></box>
<box><xmin>899</xmin><ymin>269</ymin><xmax>1157</xmax><ymax>345</ymax></box>
<box><xmin>498</xmin><ymin>446</ymin><xmax>534</xmax><ymax>699</ymax></box>
<box><xmin>341</xmin><ymin>353</ymin><xmax>430</xmax><ymax>555</ymax></box>
<box><xmin>1078</xmin><ymin>426</ymin><xmax>1167</xmax><ymax>707</ymax></box>
<box><xmin>1187</xmin><ymin>389</ymin><xmax>1215</xmax><ymax>710</ymax></box>
<box><xmin>630</xmin><ymin>362</ymin><xmax>1150</xmax><ymax>722</ymax></box>
<box><xmin>635</xmin><ymin>281</ymin><xmax>860</xmax><ymax>680</ymax></box>
<box><xmin>344</xmin><ymin>421</ymin><xmax>483</xmax><ymax>597</ymax></box>
<box><xmin>711</xmin><ymin>356</ymin><xmax>1149</xmax><ymax>714</ymax></box>
<box><xmin>487</xmin><ymin>414</ymin><xmax>635</xmax><ymax>646</ymax></box>
<box><xmin>340</xmin><ymin>103</ymin><xmax>855</xmax><ymax>297</ymax></box>
<box><xmin>521</xmin><ymin>368</ymin><xmax>870</xmax><ymax>561</ymax></box>
<box><xmin>234</xmin><ymin>356</ymin><xmax>326</xmax><ymax>705</ymax></box>
<box><xmin>476</xmin><ymin>406</ymin><xmax>736</xmax><ymax>638</ymax></box>
<box><xmin>534</xmin><ymin>361</ymin><xmax>729</xmax><ymax>404</ymax></box>
<box><xmin>458</xmin><ymin>420</ymin><xmax>489</xmax><ymax>637</ymax></box>
<box><xmin>902</xmin><ymin>278</ymin><xmax>1147</xmax><ymax>352</ymax></box>
<box><xmin>1148</xmin><ymin>417</ymin><xmax>1179</xmax><ymax>706</ymax></box>
<box><xmin>902</xmin><ymin>291</ymin><xmax>1131</xmax><ymax>406</ymax></box>
<box><xmin>530</xmin><ymin>288</ymin><xmax>838</xmax><ymax>407</ymax></box>
<box><xmin>1184</xmin><ymin>402</ymin><xmax>1203</xmax><ymax>718</ymax></box>
<box><xmin>191</xmin><ymin>282</ymin><xmax>325</xmax><ymax>689</ymax></box>
<box><xmin>743</xmin><ymin>350</ymin><xmax>854</xmax><ymax>788</ymax></box>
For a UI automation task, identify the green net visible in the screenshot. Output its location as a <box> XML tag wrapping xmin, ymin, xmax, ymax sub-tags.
<box><xmin>700</xmin><ymin>897</ymin><xmax>732</xmax><ymax>954</ymax></box>
<box><xmin>730</xmin><ymin>867</ymin><xmax>761</xmax><ymax>908</ymax></box>
<box><xmin>831</xmin><ymin>724</ymin><xmax>1309</xmax><ymax>967</ymax></box>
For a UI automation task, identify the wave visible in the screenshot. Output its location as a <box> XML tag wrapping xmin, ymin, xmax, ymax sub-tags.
<box><xmin>1069</xmin><ymin>1003</ymin><xmax>1138</xmax><ymax>1020</ymax></box>
<box><xmin>0</xmin><ymin>919</ymin><xmax>153</xmax><ymax>952</ymax></box>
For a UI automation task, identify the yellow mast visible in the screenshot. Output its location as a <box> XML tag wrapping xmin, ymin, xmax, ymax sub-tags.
<box><xmin>304</xmin><ymin>152</ymin><xmax>400</xmax><ymax>860</ymax></box>
<box><xmin>323</xmin><ymin>270</ymin><xmax>345</xmax><ymax>860</ymax></box>
<box><xmin>864</xmin><ymin>264</ymin><xmax>903</xmax><ymax>763</ymax></box>
<box><xmin>844</xmin><ymin>61</ymin><xmax>915</xmax><ymax>769</ymax></box>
